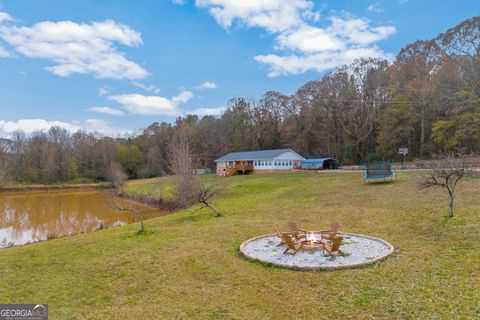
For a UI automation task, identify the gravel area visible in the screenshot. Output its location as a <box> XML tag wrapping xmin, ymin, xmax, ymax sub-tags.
<box><xmin>240</xmin><ymin>233</ymin><xmax>394</xmax><ymax>270</ymax></box>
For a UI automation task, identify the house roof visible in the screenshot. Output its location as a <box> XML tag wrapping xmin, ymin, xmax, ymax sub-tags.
<box><xmin>301</xmin><ymin>158</ymin><xmax>339</xmax><ymax>164</ymax></box>
<box><xmin>215</xmin><ymin>149</ymin><xmax>304</xmax><ymax>162</ymax></box>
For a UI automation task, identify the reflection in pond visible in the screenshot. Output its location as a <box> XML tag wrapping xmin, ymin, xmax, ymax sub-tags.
<box><xmin>0</xmin><ymin>190</ymin><xmax>163</xmax><ymax>248</ymax></box>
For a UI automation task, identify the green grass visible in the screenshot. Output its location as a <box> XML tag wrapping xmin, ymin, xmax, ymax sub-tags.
<box><xmin>1</xmin><ymin>172</ymin><xmax>479</xmax><ymax>319</ymax></box>
<box><xmin>123</xmin><ymin>174</ymin><xmax>218</xmax><ymax>201</ymax></box>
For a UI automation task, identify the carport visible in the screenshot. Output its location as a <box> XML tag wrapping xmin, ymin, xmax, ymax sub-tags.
<box><xmin>301</xmin><ymin>158</ymin><xmax>340</xmax><ymax>170</ymax></box>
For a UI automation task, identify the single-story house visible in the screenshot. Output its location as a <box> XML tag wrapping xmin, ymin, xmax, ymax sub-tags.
<box><xmin>301</xmin><ymin>158</ymin><xmax>340</xmax><ymax>170</ymax></box>
<box><xmin>215</xmin><ymin>148</ymin><xmax>305</xmax><ymax>176</ymax></box>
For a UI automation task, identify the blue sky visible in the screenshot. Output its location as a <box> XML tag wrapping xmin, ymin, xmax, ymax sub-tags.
<box><xmin>0</xmin><ymin>0</ymin><xmax>478</xmax><ymax>137</ymax></box>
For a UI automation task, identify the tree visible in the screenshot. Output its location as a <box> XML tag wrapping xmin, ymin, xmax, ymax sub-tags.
<box><xmin>168</xmin><ymin>122</ymin><xmax>198</xmax><ymax>208</ymax></box>
<box><xmin>115</xmin><ymin>145</ymin><xmax>144</xmax><ymax>177</ymax></box>
<box><xmin>191</xmin><ymin>182</ymin><xmax>224</xmax><ymax>217</ymax></box>
<box><xmin>435</xmin><ymin>16</ymin><xmax>480</xmax><ymax>97</ymax></box>
<box><xmin>106</xmin><ymin>163</ymin><xmax>147</xmax><ymax>233</ymax></box>
<box><xmin>221</xmin><ymin>98</ymin><xmax>255</xmax><ymax>152</ymax></box>
<box><xmin>391</xmin><ymin>40</ymin><xmax>442</xmax><ymax>158</ymax></box>
<box><xmin>377</xmin><ymin>94</ymin><xmax>418</xmax><ymax>158</ymax></box>
<box><xmin>0</xmin><ymin>144</ymin><xmax>11</xmax><ymax>187</ymax></box>
<box><xmin>192</xmin><ymin>116</ymin><xmax>228</xmax><ymax>169</ymax></box>
<box><xmin>108</xmin><ymin>193</ymin><xmax>146</xmax><ymax>234</ymax></box>
<box><xmin>107</xmin><ymin>162</ymin><xmax>128</xmax><ymax>191</ymax></box>
<box><xmin>420</xmin><ymin>154</ymin><xmax>477</xmax><ymax>218</ymax></box>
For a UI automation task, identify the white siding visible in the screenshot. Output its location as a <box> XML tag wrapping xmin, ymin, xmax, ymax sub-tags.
<box><xmin>253</xmin><ymin>159</ymin><xmax>275</xmax><ymax>170</ymax></box>
<box><xmin>253</xmin><ymin>159</ymin><xmax>292</xmax><ymax>170</ymax></box>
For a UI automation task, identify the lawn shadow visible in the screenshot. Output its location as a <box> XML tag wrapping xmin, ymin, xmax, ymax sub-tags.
<box><xmin>363</xmin><ymin>179</ymin><xmax>397</xmax><ymax>186</ymax></box>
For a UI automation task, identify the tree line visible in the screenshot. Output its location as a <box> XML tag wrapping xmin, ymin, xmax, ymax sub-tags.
<box><xmin>0</xmin><ymin>16</ymin><xmax>478</xmax><ymax>184</ymax></box>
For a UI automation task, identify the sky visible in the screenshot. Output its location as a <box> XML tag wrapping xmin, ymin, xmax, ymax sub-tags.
<box><xmin>0</xmin><ymin>0</ymin><xmax>478</xmax><ymax>137</ymax></box>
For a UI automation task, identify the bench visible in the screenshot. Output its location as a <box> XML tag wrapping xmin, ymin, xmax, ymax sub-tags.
<box><xmin>363</xmin><ymin>162</ymin><xmax>397</xmax><ymax>183</ymax></box>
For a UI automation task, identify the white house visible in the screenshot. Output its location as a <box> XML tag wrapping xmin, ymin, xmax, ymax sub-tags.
<box><xmin>215</xmin><ymin>149</ymin><xmax>305</xmax><ymax>176</ymax></box>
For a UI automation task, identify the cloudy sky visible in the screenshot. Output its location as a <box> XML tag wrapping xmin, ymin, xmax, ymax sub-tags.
<box><xmin>0</xmin><ymin>0</ymin><xmax>477</xmax><ymax>137</ymax></box>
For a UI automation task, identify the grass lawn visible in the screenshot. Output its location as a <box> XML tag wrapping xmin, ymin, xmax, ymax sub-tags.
<box><xmin>0</xmin><ymin>172</ymin><xmax>479</xmax><ymax>319</ymax></box>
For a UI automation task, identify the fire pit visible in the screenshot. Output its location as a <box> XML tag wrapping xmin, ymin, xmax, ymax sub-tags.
<box><xmin>239</xmin><ymin>233</ymin><xmax>394</xmax><ymax>271</ymax></box>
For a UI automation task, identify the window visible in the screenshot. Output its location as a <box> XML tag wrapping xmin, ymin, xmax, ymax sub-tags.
<box><xmin>229</xmin><ymin>161</ymin><xmax>233</xmax><ymax>166</ymax></box>
<box><xmin>289</xmin><ymin>161</ymin><xmax>292</xmax><ymax>166</ymax></box>
<box><xmin>274</xmin><ymin>160</ymin><xmax>278</xmax><ymax>166</ymax></box>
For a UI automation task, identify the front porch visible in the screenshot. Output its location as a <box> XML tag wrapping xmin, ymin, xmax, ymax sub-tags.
<box><xmin>224</xmin><ymin>161</ymin><xmax>254</xmax><ymax>176</ymax></box>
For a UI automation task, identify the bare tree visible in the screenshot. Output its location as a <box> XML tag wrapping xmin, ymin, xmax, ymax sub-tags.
<box><xmin>0</xmin><ymin>145</ymin><xmax>11</xmax><ymax>187</ymax></box>
<box><xmin>0</xmin><ymin>164</ymin><xmax>10</xmax><ymax>187</ymax></box>
<box><xmin>107</xmin><ymin>161</ymin><xmax>128</xmax><ymax>192</ymax></box>
<box><xmin>106</xmin><ymin>163</ymin><xmax>146</xmax><ymax>233</ymax></box>
<box><xmin>191</xmin><ymin>182</ymin><xmax>224</xmax><ymax>217</ymax></box>
<box><xmin>109</xmin><ymin>194</ymin><xmax>146</xmax><ymax>233</ymax></box>
<box><xmin>420</xmin><ymin>154</ymin><xmax>477</xmax><ymax>218</ymax></box>
<box><xmin>168</xmin><ymin>122</ymin><xmax>199</xmax><ymax>208</ymax></box>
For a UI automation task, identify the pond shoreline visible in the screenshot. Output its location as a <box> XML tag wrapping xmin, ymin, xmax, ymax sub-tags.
<box><xmin>0</xmin><ymin>183</ymin><xmax>113</xmax><ymax>193</ymax></box>
<box><xmin>0</xmin><ymin>186</ymin><xmax>168</xmax><ymax>249</ymax></box>
<box><xmin>0</xmin><ymin>183</ymin><xmax>177</xmax><ymax>212</ymax></box>
<box><xmin>117</xmin><ymin>192</ymin><xmax>179</xmax><ymax>212</ymax></box>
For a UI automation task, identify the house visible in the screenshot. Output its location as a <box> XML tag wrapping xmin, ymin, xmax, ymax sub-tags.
<box><xmin>215</xmin><ymin>149</ymin><xmax>305</xmax><ymax>176</ymax></box>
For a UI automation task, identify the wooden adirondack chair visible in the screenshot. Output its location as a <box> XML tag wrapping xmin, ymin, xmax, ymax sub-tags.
<box><xmin>287</xmin><ymin>222</ymin><xmax>307</xmax><ymax>240</ymax></box>
<box><xmin>275</xmin><ymin>225</ymin><xmax>287</xmax><ymax>247</ymax></box>
<box><xmin>321</xmin><ymin>222</ymin><xmax>340</xmax><ymax>241</ymax></box>
<box><xmin>281</xmin><ymin>232</ymin><xmax>305</xmax><ymax>255</ymax></box>
<box><xmin>322</xmin><ymin>235</ymin><xmax>346</xmax><ymax>258</ymax></box>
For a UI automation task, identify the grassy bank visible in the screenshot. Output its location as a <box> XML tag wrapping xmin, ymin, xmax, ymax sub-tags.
<box><xmin>0</xmin><ymin>172</ymin><xmax>479</xmax><ymax>319</ymax></box>
<box><xmin>123</xmin><ymin>175</ymin><xmax>218</xmax><ymax>201</ymax></box>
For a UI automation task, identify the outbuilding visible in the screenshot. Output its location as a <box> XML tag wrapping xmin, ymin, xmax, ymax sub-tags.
<box><xmin>301</xmin><ymin>158</ymin><xmax>340</xmax><ymax>170</ymax></box>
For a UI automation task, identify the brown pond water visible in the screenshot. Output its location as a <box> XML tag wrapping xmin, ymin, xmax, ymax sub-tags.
<box><xmin>0</xmin><ymin>190</ymin><xmax>164</xmax><ymax>248</ymax></box>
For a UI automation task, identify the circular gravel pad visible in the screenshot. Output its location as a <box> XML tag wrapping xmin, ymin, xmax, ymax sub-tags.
<box><xmin>239</xmin><ymin>233</ymin><xmax>394</xmax><ymax>270</ymax></box>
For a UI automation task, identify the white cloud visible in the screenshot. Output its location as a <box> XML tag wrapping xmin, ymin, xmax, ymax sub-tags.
<box><xmin>0</xmin><ymin>11</ymin><xmax>13</xmax><ymax>23</ymax></box>
<box><xmin>367</xmin><ymin>3</ymin><xmax>384</xmax><ymax>13</ymax></box>
<box><xmin>195</xmin><ymin>0</ymin><xmax>312</xmax><ymax>32</ymax></box>
<box><xmin>0</xmin><ymin>17</ymin><xmax>148</xmax><ymax>79</ymax></box>
<box><xmin>255</xmin><ymin>47</ymin><xmax>390</xmax><ymax>77</ymax></box>
<box><xmin>172</xmin><ymin>0</ymin><xmax>186</xmax><ymax>5</ymax></box>
<box><xmin>0</xmin><ymin>118</ymin><xmax>131</xmax><ymax>138</ymax></box>
<box><xmin>188</xmin><ymin>106</ymin><xmax>225</xmax><ymax>117</ymax></box>
<box><xmin>197</xmin><ymin>1</ymin><xmax>396</xmax><ymax>77</ymax></box>
<box><xmin>0</xmin><ymin>46</ymin><xmax>8</xmax><ymax>57</ymax></box>
<box><xmin>198</xmin><ymin>81</ymin><xmax>217</xmax><ymax>89</ymax></box>
<box><xmin>109</xmin><ymin>91</ymin><xmax>194</xmax><ymax>116</ymax></box>
<box><xmin>275</xmin><ymin>25</ymin><xmax>343</xmax><ymax>53</ymax></box>
<box><xmin>82</xmin><ymin>119</ymin><xmax>133</xmax><ymax>136</ymax></box>
<box><xmin>329</xmin><ymin>17</ymin><xmax>395</xmax><ymax>46</ymax></box>
<box><xmin>132</xmin><ymin>81</ymin><xmax>161</xmax><ymax>94</ymax></box>
<box><xmin>0</xmin><ymin>119</ymin><xmax>79</xmax><ymax>135</ymax></box>
<box><xmin>86</xmin><ymin>106</ymin><xmax>125</xmax><ymax>116</ymax></box>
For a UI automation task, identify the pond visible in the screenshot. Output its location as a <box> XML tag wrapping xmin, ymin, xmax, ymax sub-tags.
<box><xmin>0</xmin><ymin>190</ymin><xmax>164</xmax><ymax>248</ymax></box>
